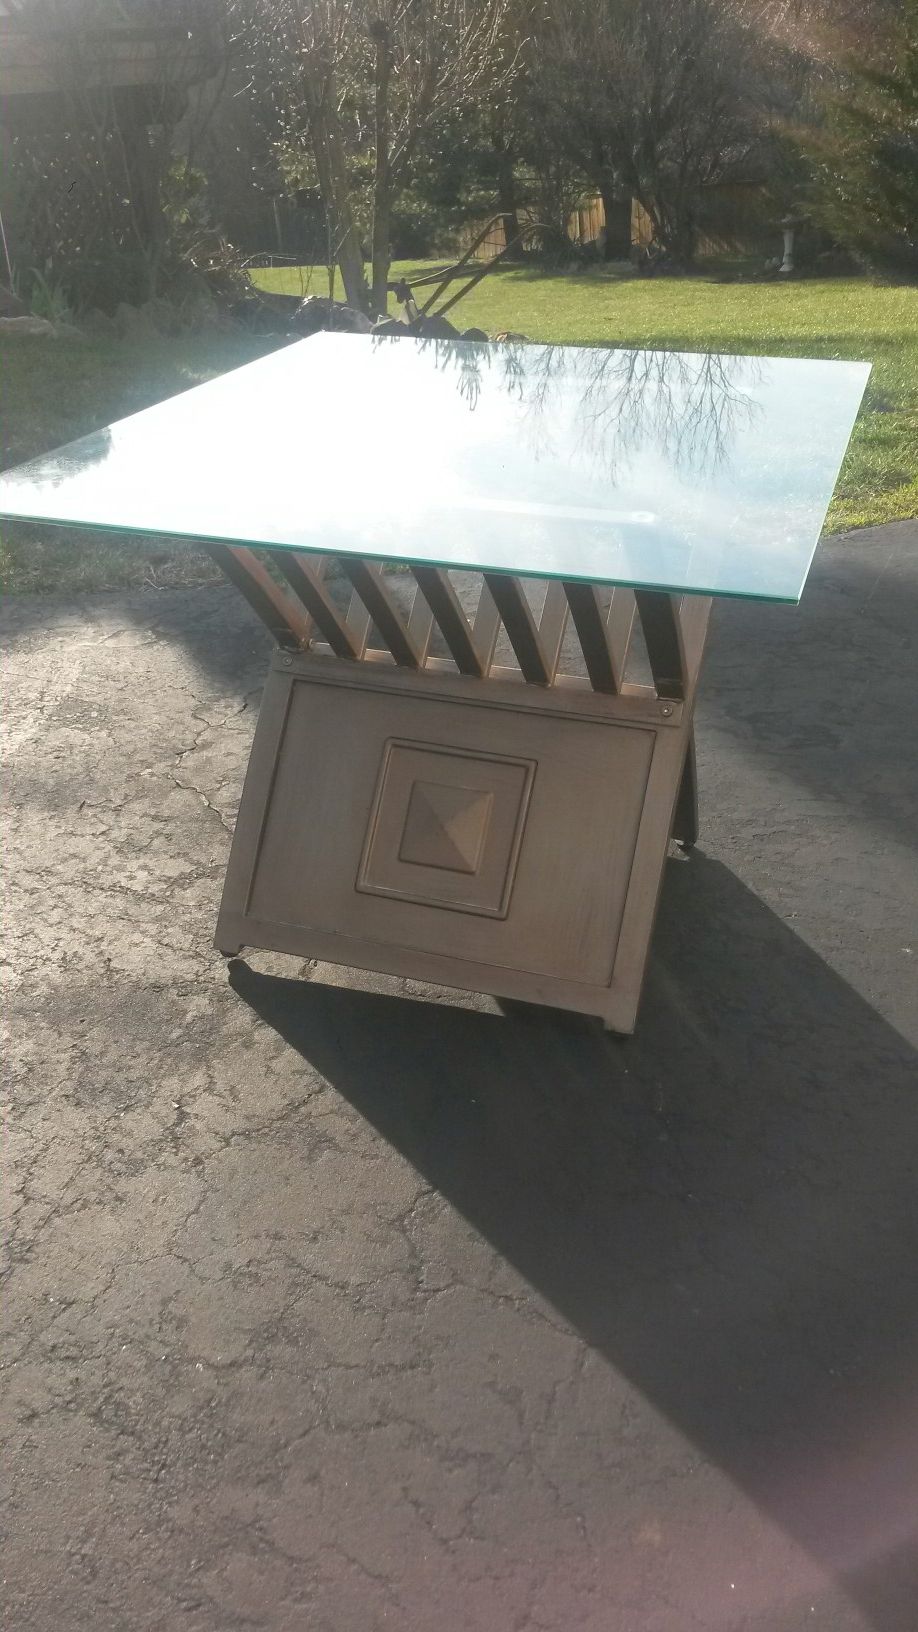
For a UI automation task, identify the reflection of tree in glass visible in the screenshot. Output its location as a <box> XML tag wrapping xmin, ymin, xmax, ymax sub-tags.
<box><xmin>371</xmin><ymin>332</ymin><xmax>496</xmax><ymax>413</ymax></box>
<box><xmin>502</xmin><ymin>343</ymin><xmax>762</xmax><ymax>481</ymax></box>
<box><xmin>584</xmin><ymin>348</ymin><xmax>760</xmax><ymax>479</ymax></box>
<box><xmin>441</xmin><ymin>340</ymin><xmax>493</xmax><ymax>412</ymax></box>
<box><xmin>425</xmin><ymin>337</ymin><xmax>526</xmax><ymax>411</ymax></box>
<box><xmin>398</xmin><ymin>336</ymin><xmax>761</xmax><ymax>486</ymax></box>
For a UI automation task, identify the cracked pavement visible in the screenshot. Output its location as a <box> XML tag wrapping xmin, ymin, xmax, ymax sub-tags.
<box><xmin>2</xmin><ymin>523</ymin><xmax>917</xmax><ymax>1632</ymax></box>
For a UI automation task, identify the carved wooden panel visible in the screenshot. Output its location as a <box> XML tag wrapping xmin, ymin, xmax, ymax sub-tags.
<box><xmin>236</xmin><ymin>671</ymin><xmax>657</xmax><ymax>989</ymax></box>
<box><xmin>357</xmin><ymin>740</ymin><xmax>535</xmax><ymax>917</ymax></box>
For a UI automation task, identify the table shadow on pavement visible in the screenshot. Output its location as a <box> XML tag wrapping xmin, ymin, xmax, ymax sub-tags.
<box><xmin>229</xmin><ymin>853</ymin><xmax>918</xmax><ymax>1632</ymax></box>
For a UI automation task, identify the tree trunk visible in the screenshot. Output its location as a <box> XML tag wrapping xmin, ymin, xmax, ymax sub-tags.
<box><xmin>652</xmin><ymin>193</ymin><xmax>696</xmax><ymax>267</ymax></box>
<box><xmin>302</xmin><ymin>61</ymin><xmax>370</xmax><ymax>314</ymax></box>
<box><xmin>494</xmin><ymin>127</ymin><xmax>521</xmax><ymax>257</ymax></box>
<box><xmin>325</xmin><ymin>111</ymin><xmax>371</xmax><ymax>311</ymax></box>
<box><xmin>671</xmin><ymin>204</ymin><xmax>697</xmax><ymax>268</ymax></box>
<box><xmin>116</xmin><ymin>99</ymin><xmax>167</xmax><ymax>302</ymax></box>
<box><xmin>599</xmin><ymin>182</ymin><xmax>632</xmax><ymax>261</ymax></box>
<box><xmin>370</xmin><ymin>26</ymin><xmax>392</xmax><ymax>318</ymax></box>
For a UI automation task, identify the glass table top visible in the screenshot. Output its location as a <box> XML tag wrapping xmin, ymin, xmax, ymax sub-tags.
<box><xmin>0</xmin><ymin>332</ymin><xmax>870</xmax><ymax>602</ymax></box>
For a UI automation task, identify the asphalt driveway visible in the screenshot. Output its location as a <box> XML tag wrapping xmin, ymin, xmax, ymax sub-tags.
<box><xmin>3</xmin><ymin>523</ymin><xmax>917</xmax><ymax>1632</ymax></box>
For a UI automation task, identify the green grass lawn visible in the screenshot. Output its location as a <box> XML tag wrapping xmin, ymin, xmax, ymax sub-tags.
<box><xmin>2</xmin><ymin>265</ymin><xmax>915</xmax><ymax>594</ymax></box>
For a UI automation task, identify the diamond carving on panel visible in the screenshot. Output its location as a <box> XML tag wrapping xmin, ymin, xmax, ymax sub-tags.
<box><xmin>357</xmin><ymin>739</ymin><xmax>536</xmax><ymax>918</ymax></box>
<box><xmin>399</xmin><ymin>781</ymin><xmax>493</xmax><ymax>875</ymax></box>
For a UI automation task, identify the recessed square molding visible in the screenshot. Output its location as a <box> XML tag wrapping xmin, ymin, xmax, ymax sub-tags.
<box><xmin>358</xmin><ymin>740</ymin><xmax>535</xmax><ymax>917</ymax></box>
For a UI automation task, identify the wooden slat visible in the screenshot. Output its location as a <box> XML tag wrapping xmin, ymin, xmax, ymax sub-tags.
<box><xmin>676</xmin><ymin>594</ymin><xmax>713</xmax><ymax>690</ymax></box>
<box><xmin>287</xmin><ymin>643</ymin><xmax>663</xmax><ymax>708</ymax></box>
<box><xmin>672</xmin><ymin>731</ymin><xmax>699</xmax><ymax>848</ymax></box>
<box><xmin>472</xmin><ymin>578</ymin><xmax>501</xmax><ymax>674</ymax></box>
<box><xmin>562</xmin><ymin>581</ymin><xmax>619</xmax><ymax>694</ymax></box>
<box><xmin>204</xmin><ymin>544</ymin><xmax>311</xmax><ymax>649</ymax></box>
<box><xmin>607</xmin><ymin>587</ymin><xmax>636</xmax><ymax>688</ymax></box>
<box><xmin>412</xmin><ymin>565</ymin><xmax>486</xmax><ymax>677</ymax></box>
<box><xmin>538</xmin><ymin>581</ymin><xmax>569</xmax><ymax>683</ymax></box>
<box><xmin>345</xmin><ymin>585</ymin><xmax>372</xmax><ymax>659</ymax></box>
<box><xmin>563</xmin><ymin>584</ymin><xmax>635</xmax><ymax>694</ymax></box>
<box><xmin>273</xmin><ymin>552</ymin><xmax>360</xmax><ymax>659</ymax></box>
<box><xmin>406</xmin><ymin>583</ymin><xmax>435</xmax><ymax>666</ymax></box>
<box><xmin>483</xmin><ymin>573</ymin><xmax>551</xmax><ymax>685</ymax></box>
<box><xmin>340</xmin><ymin>558</ymin><xmax>421</xmax><ymax>669</ymax></box>
<box><xmin>303</xmin><ymin>643</ymin><xmax>665</xmax><ymax>704</ymax></box>
<box><xmin>633</xmin><ymin>590</ymin><xmax>686</xmax><ymax>701</ymax></box>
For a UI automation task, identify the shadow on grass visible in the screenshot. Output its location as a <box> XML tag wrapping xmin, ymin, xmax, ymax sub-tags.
<box><xmin>229</xmin><ymin>851</ymin><xmax>918</xmax><ymax>1632</ymax></box>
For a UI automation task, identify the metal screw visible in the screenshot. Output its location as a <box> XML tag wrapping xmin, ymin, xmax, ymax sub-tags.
<box><xmin>282</xmin><ymin>656</ymin><xmax>293</xmax><ymax>667</ymax></box>
<box><xmin>660</xmin><ymin>703</ymin><xmax>674</xmax><ymax>718</ymax></box>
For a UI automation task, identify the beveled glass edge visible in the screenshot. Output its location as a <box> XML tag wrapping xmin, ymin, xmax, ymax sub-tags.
<box><xmin>0</xmin><ymin>508</ymin><xmax>806</xmax><ymax>603</ymax></box>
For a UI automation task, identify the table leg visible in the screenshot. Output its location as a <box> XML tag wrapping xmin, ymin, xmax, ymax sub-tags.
<box><xmin>672</xmin><ymin>731</ymin><xmax>699</xmax><ymax>849</ymax></box>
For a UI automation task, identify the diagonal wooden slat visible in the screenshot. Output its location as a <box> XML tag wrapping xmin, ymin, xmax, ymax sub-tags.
<box><xmin>406</xmin><ymin>582</ymin><xmax>435</xmax><ymax>666</ymax></box>
<box><xmin>483</xmin><ymin>572</ymin><xmax>551</xmax><ymax>685</ymax></box>
<box><xmin>204</xmin><ymin>544</ymin><xmax>311</xmax><ymax>649</ymax></box>
<box><xmin>607</xmin><ymin>587</ymin><xmax>636</xmax><ymax>689</ymax></box>
<box><xmin>471</xmin><ymin>578</ymin><xmax>501</xmax><ymax>675</ymax></box>
<box><xmin>676</xmin><ymin>594</ymin><xmax>712</xmax><ymax>690</ymax></box>
<box><xmin>272</xmin><ymin>551</ymin><xmax>360</xmax><ymax>659</ymax></box>
<box><xmin>412</xmin><ymin>565</ymin><xmax>486</xmax><ymax>677</ymax></box>
<box><xmin>633</xmin><ymin>590</ymin><xmax>686</xmax><ymax>701</ymax></box>
<box><xmin>562</xmin><ymin>581</ymin><xmax>620</xmax><ymax>693</ymax></box>
<box><xmin>672</xmin><ymin>731</ymin><xmax>699</xmax><ymax>847</ymax></box>
<box><xmin>538</xmin><ymin>581</ymin><xmax>570</xmax><ymax>683</ymax></box>
<box><xmin>340</xmin><ymin>558</ymin><xmax>422</xmax><ymax>669</ymax></box>
<box><xmin>345</xmin><ymin>585</ymin><xmax>372</xmax><ymax>659</ymax></box>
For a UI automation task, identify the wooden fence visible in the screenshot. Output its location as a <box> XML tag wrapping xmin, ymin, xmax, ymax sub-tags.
<box><xmin>460</xmin><ymin>187</ymin><xmax>773</xmax><ymax>261</ymax></box>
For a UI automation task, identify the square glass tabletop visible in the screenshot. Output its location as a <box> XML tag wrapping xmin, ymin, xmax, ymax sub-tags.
<box><xmin>0</xmin><ymin>332</ymin><xmax>870</xmax><ymax>602</ymax></box>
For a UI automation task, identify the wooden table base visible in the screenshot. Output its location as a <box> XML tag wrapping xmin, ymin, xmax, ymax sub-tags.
<box><xmin>211</xmin><ymin>549</ymin><xmax>711</xmax><ymax>1033</ymax></box>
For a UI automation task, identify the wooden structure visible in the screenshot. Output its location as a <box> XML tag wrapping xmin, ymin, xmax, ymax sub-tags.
<box><xmin>211</xmin><ymin>548</ymin><xmax>708</xmax><ymax>1033</ymax></box>
<box><xmin>0</xmin><ymin>1</ymin><xmax>218</xmax><ymax>100</ymax></box>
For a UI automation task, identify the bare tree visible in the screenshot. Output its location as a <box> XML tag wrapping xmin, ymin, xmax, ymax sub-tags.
<box><xmin>235</xmin><ymin>0</ymin><xmax>522</xmax><ymax>314</ymax></box>
<box><xmin>526</xmin><ymin>0</ymin><xmax>766</xmax><ymax>264</ymax></box>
